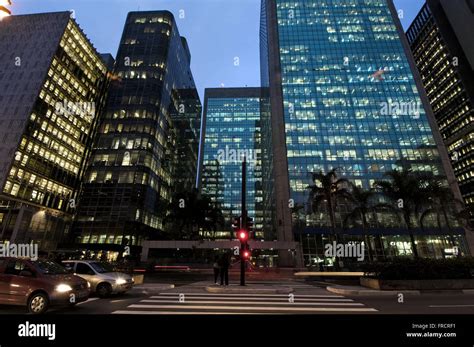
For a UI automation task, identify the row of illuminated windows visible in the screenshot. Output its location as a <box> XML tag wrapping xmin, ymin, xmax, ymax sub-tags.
<box><xmin>110</xmin><ymin>136</ymin><xmax>154</xmax><ymax>151</ymax></box>
<box><xmin>125</xmin><ymin>60</ymin><xmax>166</xmax><ymax>69</ymax></box>
<box><xmin>280</xmin><ymin>52</ymin><xmax>404</xmax><ymax>64</ymax></box>
<box><xmin>453</xmin><ymin>153</ymin><xmax>474</xmax><ymax>174</ymax></box>
<box><xmin>60</xmin><ymin>36</ymin><xmax>101</xmax><ymax>83</ymax></box>
<box><xmin>29</xmin><ymin>130</ymin><xmax>83</xmax><ymax>166</ymax></box>
<box><xmin>110</xmin><ymin>109</ymin><xmax>161</xmax><ymax>122</ymax></box>
<box><xmin>65</xmin><ymin>21</ymin><xmax>107</xmax><ymax>75</ymax></box>
<box><xmin>134</xmin><ymin>16</ymin><xmax>172</xmax><ymax>25</ymax></box>
<box><xmin>101</xmin><ymin>122</ymin><xmax>159</xmax><ymax>138</ymax></box>
<box><xmin>62</xmin><ymin>26</ymin><xmax>105</xmax><ymax>78</ymax></box>
<box><xmin>18</xmin><ymin>138</ymin><xmax>80</xmax><ymax>176</ymax></box>
<box><xmin>50</xmin><ymin>59</ymin><xmax>91</xmax><ymax>100</ymax></box>
<box><xmin>118</xmin><ymin>70</ymin><xmax>164</xmax><ymax>80</ymax></box>
<box><xmin>431</xmin><ymin>82</ymin><xmax>463</xmax><ymax>110</ymax></box>
<box><xmin>3</xmin><ymin>180</ymin><xmax>68</xmax><ymax>210</ymax></box>
<box><xmin>28</xmin><ymin>115</ymin><xmax>85</xmax><ymax>164</ymax></box>
<box><xmin>4</xmin><ymin>173</ymin><xmax>72</xmax><ymax>201</ymax></box>
<box><xmin>96</xmin><ymin>135</ymin><xmax>164</xmax><ymax>160</ymax></box>
<box><xmin>285</xmin><ymin>148</ymin><xmax>435</xmax><ymax>161</ymax></box>
<box><xmin>85</xmin><ymin>164</ymin><xmax>172</xmax><ymax>194</ymax></box>
<box><xmin>435</xmin><ymin>105</ymin><xmax>470</xmax><ymax>138</ymax></box>
<box><xmin>284</xmin><ymin>111</ymin><xmax>426</xmax><ymax>122</ymax></box>
<box><xmin>7</xmin><ymin>165</ymin><xmax>71</xmax><ymax>195</ymax></box>
<box><xmin>449</xmin><ymin>132</ymin><xmax>474</xmax><ymax>152</ymax></box>
<box><xmin>39</xmin><ymin>86</ymin><xmax>93</xmax><ymax>135</ymax></box>
<box><xmin>88</xmin><ymin>170</ymin><xmax>149</xmax><ymax>186</ymax></box>
<box><xmin>207</xmin><ymin>113</ymin><xmax>260</xmax><ymax>120</ymax></box>
<box><xmin>278</xmin><ymin>29</ymin><xmax>399</xmax><ymax>42</ymax></box>
<box><xmin>425</xmin><ymin>68</ymin><xmax>456</xmax><ymax>99</ymax></box>
<box><xmin>80</xmin><ymin>234</ymin><xmax>140</xmax><ymax>246</ymax></box>
<box><xmin>91</xmin><ymin>151</ymin><xmax>159</xmax><ymax>172</ymax></box>
<box><xmin>29</xmin><ymin>112</ymin><xmax>84</xmax><ymax>153</ymax></box>
<box><xmin>285</xmin><ymin>134</ymin><xmax>435</xmax><ymax>146</ymax></box>
<box><xmin>457</xmin><ymin>170</ymin><xmax>474</xmax><ymax>184</ymax></box>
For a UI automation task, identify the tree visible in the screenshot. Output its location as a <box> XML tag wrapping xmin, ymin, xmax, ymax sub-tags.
<box><xmin>163</xmin><ymin>189</ymin><xmax>224</xmax><ymax>240</ymax></box>
<box><xmin>374</xmin><ymin>169</ymin><xmax>429</xmax><ymax>258</ymax></box>
<box><xmin>420</xmin><ymin>177</ymin><xmax>465</xmax><ymax>256</ymax></box>
<box><xmin>344</xmin><ymin>185</ymin><xmax>376</xmax><ymax>261</ymax></box>
<box><xmin>307</xmin><ymin>168</ymin><xmax>351</xmax><ymax>268</ymax></box>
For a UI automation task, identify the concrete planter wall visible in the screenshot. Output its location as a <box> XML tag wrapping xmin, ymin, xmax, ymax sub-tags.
<box><xmin>361</xmin><ymin>277</ymin><xmax>474</xmax><ymax>290</ymax></box>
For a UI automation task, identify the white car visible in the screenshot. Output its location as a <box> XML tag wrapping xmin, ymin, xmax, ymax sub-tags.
<box><xmin>62</xmin><ymin>260</ymin><xmax>134</xmax><ymax>297</ymax></box>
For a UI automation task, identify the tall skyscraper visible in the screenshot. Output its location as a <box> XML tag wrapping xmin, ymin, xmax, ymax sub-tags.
<box><xmin>260</xmin><ymin>0</ymin><xmax>467</xmax><ymax>265</ymax></box>
<box><xmin>406</xmin><ymin>0</ymin><xmax>474</xmax><ymax>223</ymax></box>
<box><xmin>0</xmin><ymin>12</ymin><xmax>109</xmax><ymax>251</ymax></box>
<box><xmin>200</xmin><ymin>88</ymin><xmax>263</xmax><ymax>239</ymax></box>
<box><xmin>73</xmin><ymin>11</ymin><xmax>201</xmax><ymax>260</ymax></box>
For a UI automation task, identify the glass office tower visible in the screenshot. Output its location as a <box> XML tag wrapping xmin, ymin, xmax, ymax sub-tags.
<box><xmin>0</xmin><ymin>12</ymin><xmax>108</xmax><ymax>252</ymax></box>
<box><xmin>406</xmin><ymin>0</ymin><xmax>474</xmax><ymax>224</ymax></box>
<box><xmin>200</xmin><ymin>88</ymin><xmax>263</xmax><ymax>239</ymax></box>
<box><xmin>74</xmin><ymin>11</ymin><xmax>201</xmax><ymax>260</ymax></box>
<box><xmin>260</xmin><ymin>0</ymin><xmax>466</xmax><ymax>265</ymax></box>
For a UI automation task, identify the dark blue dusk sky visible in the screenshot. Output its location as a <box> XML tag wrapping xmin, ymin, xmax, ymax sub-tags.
<box><xmin>13</xmin><ymin>0</ymin><xmax>424</xmax><ymax>101</ymax></box>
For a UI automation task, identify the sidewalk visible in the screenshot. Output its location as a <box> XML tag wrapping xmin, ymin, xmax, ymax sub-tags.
<box><xmin>326</xmin><ymin>284</ymin><xmax>474</xmax><ymax>296</ymax></box>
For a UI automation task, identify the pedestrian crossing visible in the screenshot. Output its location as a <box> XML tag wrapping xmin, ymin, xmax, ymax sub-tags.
<box><xmin>112</xmin><ymin>292</ymin><xmax>378</xmax><ymax>314</ymax></box>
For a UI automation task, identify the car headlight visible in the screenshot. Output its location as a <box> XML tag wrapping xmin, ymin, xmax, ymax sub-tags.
<box><xmin>56</xmin><ymin>284</ymin><xmax>73</xmax><ymax>293</ymax></box>
<box><xmin>116</xmin><ymin>278</ymin><xmax>127</xmax><ymax>285</ymax></box>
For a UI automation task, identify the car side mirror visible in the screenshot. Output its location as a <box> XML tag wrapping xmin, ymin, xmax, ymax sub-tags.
<box><xmin>19</xmin><ymin>270</ymin><xmax>34</xmax><ymax>277</ymax></box>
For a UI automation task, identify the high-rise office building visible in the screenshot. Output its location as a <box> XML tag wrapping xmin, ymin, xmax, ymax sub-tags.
<box><xmin>73</xmin><ymin>11</ymin><xmax>201</xmax><ymax>260</ymax></box>
<box><xmin>0</xmin><ymin>12</ymin><xmax>109</xmax><ymax>251</ymax></box>
<box><xmin>260</xmin><ymin>0</ymin><xmax>467</xmax><ymax>265</ymax></box>
<box><xmin>406</xmin><ymin>0</ymin><xmax>474</xmax><ymax>223</ymax></box>
<box><xmin>200</xmin><ymin>88</ymin><xmax>263</xmax><ymax>239</ymax></box>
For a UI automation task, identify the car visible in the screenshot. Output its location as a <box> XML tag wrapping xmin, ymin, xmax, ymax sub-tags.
<box><xmin>0</xmin><ymin>257</ymin><xmax>90</xmax><ymax>314</ymax></box>
<box><xmin>62</xmin><ymin>260</ymin><xmax>134</xmax><ymax>297</ymax></box>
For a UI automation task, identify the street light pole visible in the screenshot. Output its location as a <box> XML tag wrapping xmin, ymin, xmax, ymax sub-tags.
<box><xmin>240</xmin><ymin>156</ymin><xmax>247</xmax><ymax>286</ymax></box>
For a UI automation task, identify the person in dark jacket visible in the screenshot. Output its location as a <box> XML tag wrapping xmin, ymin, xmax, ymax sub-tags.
<box><xmin>213</xmin><ymin>255</ymin><xmax>221</xmax><ymax>285</ymax></box>
<box><xmin>219</xmin><ymin>252</ymin><xmax>230</xmax><ymax>286</ymax></box>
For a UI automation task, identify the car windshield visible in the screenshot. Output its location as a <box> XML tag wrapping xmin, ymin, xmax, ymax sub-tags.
<box><xmin>89</xmin><ymin>262</ymin><xmax>115</xmax><ymax>274</ymax></box>
<box><xmin>34</xmin><ymin>260</ymin><xmax>69</xmax><ymax>275</ymax></box>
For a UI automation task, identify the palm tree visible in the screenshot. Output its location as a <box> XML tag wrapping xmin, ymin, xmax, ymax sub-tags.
<box><xmin>420</xmin><ymin>177</ymin><xmax>465</xmax><ymax>256</ymax></box>
<box><xmin>307</xmin><ymin>168</ymin><xmax>351</xmax><ymax>268</ymax></box>
<box><xmin>374</xmin><ymin>169</ymin><xmax>429</xmax><ymax>258</ymax></box>
<box><xmin>163</xmin><ymin>189</ymin><xmax>224</xmax><ymax>240</ymax></box>
<box><xmin>344</xmin><ymin>185</ymin><xmax>376</xmax><ymax>261</ymax></box>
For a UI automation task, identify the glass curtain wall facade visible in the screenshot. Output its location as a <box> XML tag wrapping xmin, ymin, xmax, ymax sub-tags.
<box><xmin>0</xmin><ymin>12</ymin><xmax>108</xmax><ymax>252</ymax></box>
<box><xmin>200</xmin><ymin>88</ymin><xmax>263</xmax><ymax>239</ymax></box>
<box><xmin>74</xmin><ymin>11</ymin><xmax>201</xmax><ymax>260</ymax></box>
<box><xmin>260</xmin><ymin>0</ymin><xmax>466</xmax><ymax>265</ymax></box>
<box><xmin>406</xmin><ymin>0</ymin><xmax>474</xmax><ymax>224</ymax></box>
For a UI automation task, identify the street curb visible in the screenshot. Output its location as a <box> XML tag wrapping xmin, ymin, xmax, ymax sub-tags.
<box><xmin>462</xmin><ymin>289</ymin><xmax>474</xmax><ymax>294</ymax></box>
<box><xmin>130</xmin><ymin>284</ymin><xmax>175</xmax><ymax>295</ymax></box>
<box><xmin>326</xmin><ymin>286</ymin><xmax>420</xmax><ymax>296</ymax></box>
<box><xmin>206</xmin><ymin>286</ymin><xmax>293</xmax><ymax>294</ymax></box>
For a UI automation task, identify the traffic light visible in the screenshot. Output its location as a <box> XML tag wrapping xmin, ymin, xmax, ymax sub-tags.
<box><xmin>246</xmin><ymin>217</ymin><xmax>254</xmax><ymax>231</ymax></box>
<box><xmin>231</xmin><ymin>216</ymin><xmax>241</xmax><ymax>232</ymax></box>
<box><xmin>242</xmin><ymin>249</ymin><xmax>251</xmax><ymax>260</ymax></box>
<box><xmin>238</xmin><ymin>229</ymin><xmax>248</xmax><ymax>242</ymax></box>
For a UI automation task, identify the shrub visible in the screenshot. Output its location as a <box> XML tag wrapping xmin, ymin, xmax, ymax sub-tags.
<box><xmin>362</xmin><ymin>258</ymin><xmax>474</xmax><ymax>280</ymax></box>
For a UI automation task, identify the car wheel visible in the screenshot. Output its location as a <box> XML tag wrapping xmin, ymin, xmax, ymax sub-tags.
<box><xmin>28</xmin><ymin>293</ymin><xmax>49</xmax><ymax>314</ymax></box>
<box><xmin>96</xmin><ymin>283</ymin><xmax>112</xmax><ymax>298</ymax></box>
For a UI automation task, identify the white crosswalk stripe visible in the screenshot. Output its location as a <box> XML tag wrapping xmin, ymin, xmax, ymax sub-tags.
<box><xmin>113</xmin><ymin>292</ymin><xmax>378</xmax><ymax>314</ymax></box>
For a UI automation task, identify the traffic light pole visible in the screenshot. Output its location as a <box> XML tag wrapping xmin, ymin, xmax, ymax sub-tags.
<box><xmin>240</xmin><ymin>156</ymin><xmax>247</xmax><ymax>286</ymax></box>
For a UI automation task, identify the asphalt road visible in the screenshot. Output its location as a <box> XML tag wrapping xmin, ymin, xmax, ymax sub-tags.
<box><xmin>1</xmin><ymin>274</ymin><xmax>474</xmax><ymax>315</ymax></box>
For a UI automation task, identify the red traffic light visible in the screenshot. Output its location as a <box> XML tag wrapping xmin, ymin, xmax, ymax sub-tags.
<box><xmin>238</xmin><ymin>230</ymin><xmax>248</xmax><ymax>242</ymax></box>
<box><xmin>242</xmin><ymin>250</ymin><xmax>250</xmax><ymax>259</ymax></box>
